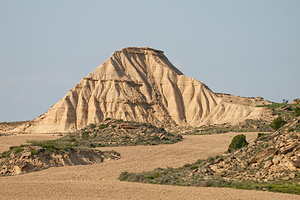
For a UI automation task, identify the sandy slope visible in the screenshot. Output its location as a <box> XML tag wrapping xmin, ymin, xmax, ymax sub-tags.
<box><xmin>0</xmin><ymin>133</ymin><xmax>299</xmax><ymax>200</ymax></box>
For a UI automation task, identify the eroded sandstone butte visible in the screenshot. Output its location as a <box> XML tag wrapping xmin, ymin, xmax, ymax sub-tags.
<box><xmin>13</xmin><ymin>47</ymin><xmax>269</xmax><ymax>133</ymax></box>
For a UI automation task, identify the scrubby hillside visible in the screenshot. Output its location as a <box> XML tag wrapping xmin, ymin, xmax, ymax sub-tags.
<box><xmin>119</xmin><ymin>116</ymin><xmax>300</xmax><ymax>194</ymax></box>
<box><xmin>1</xmin><ymin>119</ymin><xmax>182</xmax><ymax>176</ymax></box>
<box><xmin>61</xmin><ymin>119</ymin><xmax>183</xmax><ymax>147</ymax></box>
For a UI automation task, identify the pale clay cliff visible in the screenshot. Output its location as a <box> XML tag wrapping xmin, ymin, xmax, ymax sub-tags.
<box><xmin>12</xmin><ymin>47</ymin><xmax>269</xmax><ymax>133</ymax></box>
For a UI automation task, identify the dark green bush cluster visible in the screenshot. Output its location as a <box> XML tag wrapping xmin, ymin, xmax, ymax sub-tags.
<box><xmin>89</xmin><ymin>124</ymin><xmax>96</xmax><ymax>129</ymax></box>
<box><xmin>271</xmin><ymin>117</ymin><xmax>286</xmax><ymax>131</ymax></box>
<box><xmin>228</xmin><ymin>134</ymin><xmax>248</xmax><ymax>153</ymax></box>
<box><xmin>30</xmin><ymin>148</ymin><xmax>41</xmax><ymax>155</ymax></box>
<box><xmin>82</xmin><ymin>131</ymin><xmax>90</xmax><ymax>140</ymax></box>
<box><xmin>257</xmin><ymin>133</ymin><xmax>266</xmax><ymax>138</ymax></box>
<box><xmin>288</xmin><ymin>128</ymin><xmax>294</xmax><ymax>132</ymax></box>
<box><xmin>295</xmin><ymin>107</ymin><xmax>300</xmax><ymax>117</ymax></box>
<box><xmin>99</xmin><ymin>124</ymin><xmax>108</xmax><ymax>129</ymax></box>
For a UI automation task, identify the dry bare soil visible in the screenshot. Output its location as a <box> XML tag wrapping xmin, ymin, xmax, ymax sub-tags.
<box><xmin>0</xmin><ymin>133</ymin><xmax>299</xmax><ymax>200</ymax></box>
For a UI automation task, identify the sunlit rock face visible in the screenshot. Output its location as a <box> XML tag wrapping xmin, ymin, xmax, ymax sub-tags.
<box><xmin>12</xmin><ymin>47</ymin><xmax>268</xmax><ymax>133</ymax></box>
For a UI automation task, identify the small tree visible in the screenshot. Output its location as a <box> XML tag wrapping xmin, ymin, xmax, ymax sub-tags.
<box><xmin>228</xmin><ymin>134</ymin><xmax>248</xmax><ymax>153</ymax></box>
<box><xmin>271</xmin><ymin>116</ymin><xmax>286</xmax><ymax>131</ymax></box>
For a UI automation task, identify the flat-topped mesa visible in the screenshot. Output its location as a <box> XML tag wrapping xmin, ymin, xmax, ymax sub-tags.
<box><xmin>85</xmin><ymin>46</ymin><xmax>183</xmax><ymax>82</ymax></box>
<box><xmin>115</xmin><ymin>47</ymin><xmax>164</xmax><ymax>55</ymax></box>
<box><xmin>11</xmin><ymin>47</ymin><xmax>270</xmax><ymax>133</ymax></box>
<box><xmin>114</xmin><ymin>46</ymin><xmax>183</xmax><ymax>76</ymax></box>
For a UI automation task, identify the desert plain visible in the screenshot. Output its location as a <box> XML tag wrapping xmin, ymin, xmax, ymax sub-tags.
<box><xmin>0</xmin><ymin>132</ymin><xmax>298</xmax><ymax>200</ymax></box>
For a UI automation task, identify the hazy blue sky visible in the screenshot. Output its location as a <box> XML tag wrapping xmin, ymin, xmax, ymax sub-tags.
<box><xmin>1</xmin><ymin>0</ymin><xmax>299</xmax><ymax>122</ymax></box>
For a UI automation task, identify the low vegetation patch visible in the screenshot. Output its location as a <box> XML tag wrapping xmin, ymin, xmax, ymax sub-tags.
<box><xmin>182</xmin><ymin>119</ymin><xmax>272</xmax><ymax>135</ymax></box>
<box><xmin>1</xmin><ymin>119</ymin><xmax>182</xmax><ymax>159</ymax></box>
<box><xmin>119</xmin><ymin>169</ymin><xmax>300</xmax><ymax>194</ymax></box>
<box><xmin>59</xmin><ymin>119</ymin><xmax>183</xmax><ymax>147</ymax></box>
<box><xmin>257</xmin><ymin>103</ymin><xmax>300</xmax><ymax>121</ymax></box>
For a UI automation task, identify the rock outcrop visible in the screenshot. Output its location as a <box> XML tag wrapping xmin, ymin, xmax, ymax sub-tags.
<box><xmin>0</xmin><ymin>148</ymin><xmax>120</xmax><ymax>175</ymax></box>
<box><xmin>291</xmin><ymin>98</ymin><xmax>300</xmax><ymax>104</ymax></box>
<box><xmin>192</xmin><ymin>117</ymin><xmax>300</xmax><ymax>182</ymax></box>
<box><xmin>12</xmin><ymin>47</ymin><xmax>269</xmax><ymax>133</ymax></box>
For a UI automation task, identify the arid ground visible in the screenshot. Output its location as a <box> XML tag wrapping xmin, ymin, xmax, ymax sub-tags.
<box><xmin>0</xmin><ymin>133</ymin><xmax>299</xmax><ymax>200</ymax></box>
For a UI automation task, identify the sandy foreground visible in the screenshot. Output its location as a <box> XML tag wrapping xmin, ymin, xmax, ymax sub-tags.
<box><xmin>0</xmin><ymin>132</ymin><xmax>299</xmax><ymax>200</ymax></box>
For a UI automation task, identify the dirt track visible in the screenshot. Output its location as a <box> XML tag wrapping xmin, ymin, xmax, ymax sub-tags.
<box><xmin>0</xmin><ymin>132</ymin><xmax>299</xmax><ymax>200</ymax></box>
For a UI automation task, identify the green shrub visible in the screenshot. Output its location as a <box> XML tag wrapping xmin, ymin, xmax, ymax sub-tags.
<box><xmin>29</xmin><ymin>140</ymin><xmax>74</xmax><ymax>153</ymax></box>
<box><xmin>257</xmin><ymin>133</ymin><xmax>266</xmax><ymax>138</ymax></box>
<box><xmin>288</xmin><ymin>128</ymin><xmax>294</xmax><ymax>132</ymax></box>
<box><xmin>30</xmin><ymin>148</ymin><xmax>40</xmax><ymax>155</ymax></box>
<box><xmin>82</xmin><ymin>131</ymin><xmax>90</xmax><ymax>140</ymax></box>
<box><xmin>105</xmin><ymin>118</ymin><xmax>111</xmax><ymax>121</ymax></box>
<box><xmin>99</xmin><ymin>124</ymin><xmax>108</xmax><ymax>130</ymax></box>
<box><xmin>158</xmin><ymin>127</ymin><xmax>165</xmax><ymax>132</ymax></box>
<box><xmin>295</xmin><ymin>107</ymin><xmax>300</xmax><ymax>117</ymax></box>
<box><xmin>208</xmin><ymin>156</ymin><xmax>215</xmax><ymax>164</ymax></box>
<box><xmin>89</xmin><ymin>124</ymin><xmax>96</xmax><ymax>129</ymax></box>
<box><xmin>228</xmin><ymin>134</ymin><xmax>248</xmax><ymax>153</ymax></box>
<box><xmin>13</xmin><ymin>146</ymin><xmax>24</xmax><ymax>154</ymax></box>
<box><xmin>152</xmin><ymin>135</ymin><xmax>159</xmax><ymax>140</ymax></box>
<box><xmin>271</xmin><ymin>117</ymin><xmax>286</xmax><ymax>131</ymax></box>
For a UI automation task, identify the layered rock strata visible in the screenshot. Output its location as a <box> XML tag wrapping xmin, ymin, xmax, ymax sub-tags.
<box><xmin>12</xmin><ymin>47</ymin><xmax>268</xmax><ymax>133</ymax></box>
<box><xmin>0</xmin><ymin>148</ymin><xmax>121</xmax><ymax>175</ymax></box>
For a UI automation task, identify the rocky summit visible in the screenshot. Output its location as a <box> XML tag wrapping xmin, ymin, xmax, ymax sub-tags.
<box><xmin>12</xmin><ymin>47</ymin><xmax>269</xmax><ymax>133</ymax></box>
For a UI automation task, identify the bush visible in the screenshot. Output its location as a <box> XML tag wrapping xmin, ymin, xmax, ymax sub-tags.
<box><xmin>82</xmin><ymin>131</ymin><xmax>90</xmax><ymax>140</ymax></box>
<box><xmin>14</xmin><ymin>146</ymin><xmax>25</xmax><ymax>154</ymax></box>
<box><xmin>30</xmin><ymin>148</ymin><xmax>40</xmax><ymax>155</ymax></box>
<box><xmin>295</xmin><ymin>107</ymin><xmax>300</xmax><ymax>117</ymax></box>
<box><xmin>158</xmin><ymin>127</ymin><xmax>165</xmax><ymax>132</ymax></box>
<box><xmin>89</xmin><ymin>124</ymin><xmax>96</xmax><ymax>129</ymax></box>
<box><xmin>288</xmin><ymin>128</ymin><xmax>294</xmax><ymax>132</ymax></box>
<box><xmin>99</xmin><ymin>124</ymin><xmax>108</xmax><ymax>130</ymax></box>
<box><xmin>228</xmin><ymin>134</ymin><xmax>248</xmax><ymax>153</ymax></box>
<box><xmin>271</xmin><ymin>117</ymin><xmax>286</xmax><ymax>131</ymax></box>
<box><xmin>257</xmin><ymin>133</ymin><xmax>266</xmax><ymax>138</ymax></box>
